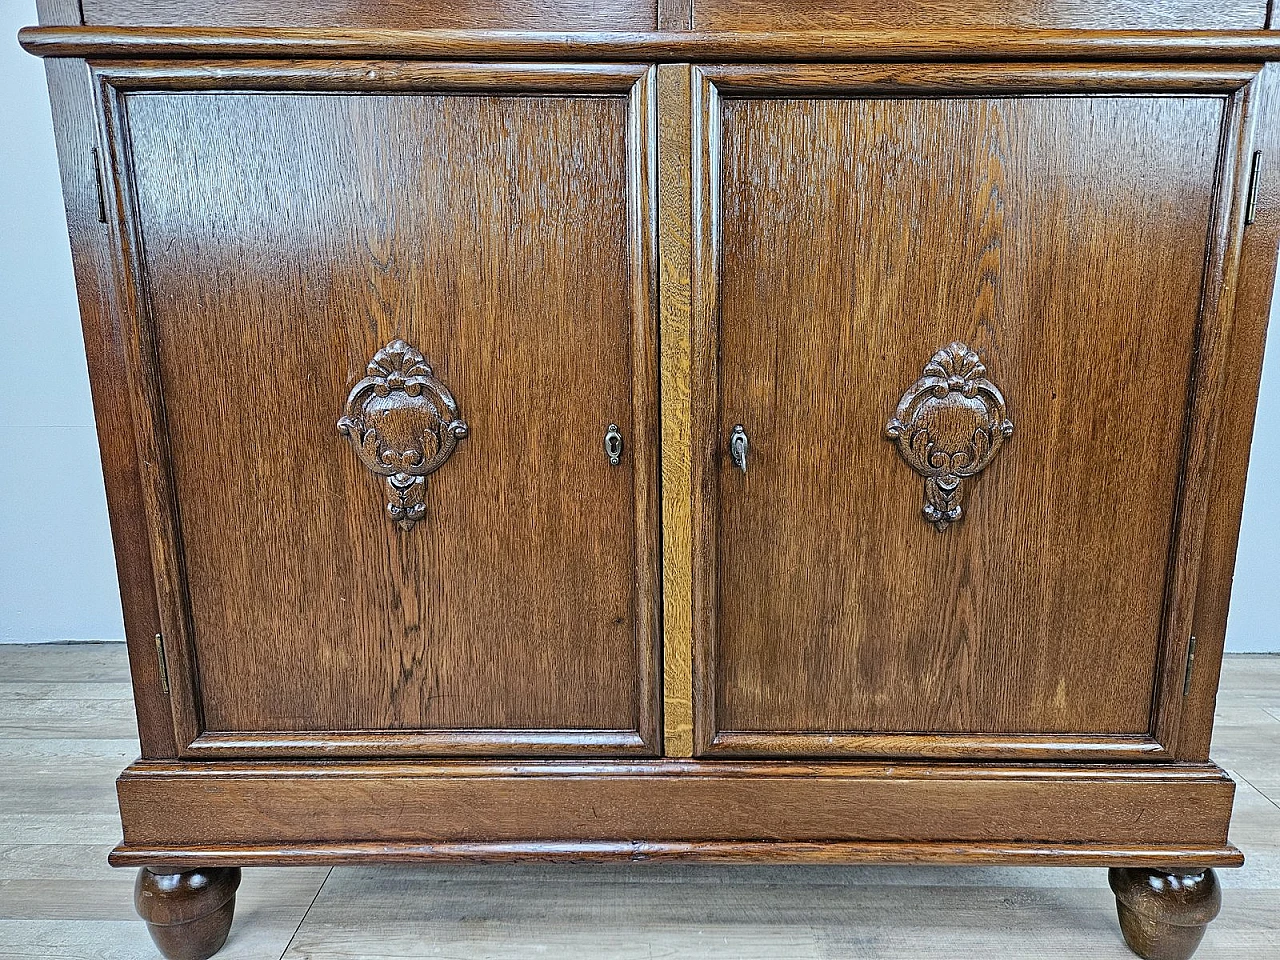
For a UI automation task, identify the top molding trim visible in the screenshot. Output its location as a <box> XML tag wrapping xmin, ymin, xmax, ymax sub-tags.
<box><xmin>18</xmin><ymin>26</ymin><xmax>1280</xmax><ymax>62</ymax></box>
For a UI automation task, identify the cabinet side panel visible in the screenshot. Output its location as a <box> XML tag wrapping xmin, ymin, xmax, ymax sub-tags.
<box><xmin>1182</xmin><ymin>62</ymin><xmax>1280</xmax><ymax>758</ymax></box>
<box><xmin>41</xmin><ymin>58</ymin><xmax>176</xmax><ymax>756</ymax></box>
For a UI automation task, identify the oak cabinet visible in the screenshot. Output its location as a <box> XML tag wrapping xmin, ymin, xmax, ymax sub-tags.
<box><xmin>20</xmin><ymin>5</ymin><xmax>1280</xmax><ymax>960</ymax></box>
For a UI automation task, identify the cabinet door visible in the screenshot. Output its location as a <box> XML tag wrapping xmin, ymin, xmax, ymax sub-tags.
<box><xmin>98</xmin><ymin>62</ymin><xmax>659</xmax><ymax>757</ymax></box>
<box><xmin>692</xmin><ymin>64</ymin><xmax>1259</xmax><ymax>760</ymax></box>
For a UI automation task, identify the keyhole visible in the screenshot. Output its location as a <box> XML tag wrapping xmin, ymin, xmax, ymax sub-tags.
<box><xmin>605</xmin><ymin>424</ymin><xmax>624</xmax><ymax>466</ymax></box>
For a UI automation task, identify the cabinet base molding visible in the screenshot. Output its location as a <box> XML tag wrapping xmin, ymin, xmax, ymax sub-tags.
<box><xmin>110</xmin><ymin>760</ymin><xmax>1242</xmax><ymax>868</ymax></box>
<box><xmin>111</xmin><ymin>840</ymin><xmax>1243</xmax><ymax>869</ymax></box>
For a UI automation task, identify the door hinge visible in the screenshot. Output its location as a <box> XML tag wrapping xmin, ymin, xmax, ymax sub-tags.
<box><xmin>1246</xmin><ymin>151</ymin><xmax>1263</xmax><ymax>226</ymax></box>
<box><xmin>154</xmin><ymin>633</ymin><xmax>171</xmax><ymax>695</ymax></box>
<box><xmin>90</xmin><ymin>146</ymin><xmax>108</xmax><ymax>224</ymax></box>
<box><xmin>1182</xmin><ymin>634</ymin><xmax>1198</xmax><ymax>697</ymax></box>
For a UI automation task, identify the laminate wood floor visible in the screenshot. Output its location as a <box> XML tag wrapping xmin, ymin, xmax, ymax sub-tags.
<box><xmin>0</xmin><ymin>644</ymin><xmax>1277</xmax><ymax>959</ymax></box>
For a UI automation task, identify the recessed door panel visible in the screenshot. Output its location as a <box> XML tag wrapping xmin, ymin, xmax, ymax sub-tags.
<box><xmin>692</xmin><ymin>65</ymin><xmax>1256</xmax><ymax>760</ymax></box>
<box><xmin>100</xmin><ymin>63</ymin><xmax>659</xmax><ymax>757</ymax></box>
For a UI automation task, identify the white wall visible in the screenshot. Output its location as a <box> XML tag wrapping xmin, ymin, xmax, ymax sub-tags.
<box><xmin>0</xmin><ymin>2</ymin><xmax>1276</xmax><ymax>649</ymax></box>
<box><xmin>1</xmin><ymin>1</ymin><xmax>124</xmax><ymax>642</ymax></box>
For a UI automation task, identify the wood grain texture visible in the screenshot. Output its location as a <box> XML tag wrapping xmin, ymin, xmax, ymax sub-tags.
<box><xmin>1110</xmin><ymin>867</ymin><xmax>1223</xmax><ymax>960</ymax></box>
<box><xmin>80</xmin><ymin>0</ymin><xmax>656</xmax><ymax>30</ymax></box>
<box><xmin>693</xmin><ymin>0</ymin><xmax>1267</xmax><ymax>31</ymax></box>
<box><xmin>110</xmin><ymin>759</ymin><xmax>1240</xmax><ymax>858</ymax></box>
<box><xmin>21</xmin><ymin>26</ymin><xmax>1280</xmax><ymax>63</ymax></box>
<box><xmin>691</xmin><ymin>64</ymin><xmax>1254</xmax><ymax>759</ymax></box>
<box><xmin>657</xmin><ymin>63</ymin><xmax>694</xmax><ymax>757</ymax></box>
<box><xmin>108</xmin><ymin>842</ymin><xmax>1245</xmax><ymax>869</ymax></box>
<box><xmin>37</xmin><ymin>59</ymin><xmax>177</xmax><ymax>758</ymax></box>
<box><xmin>657</xmin><ymin>0</ymin><xmax>691</xmax><ymax>29</ymax></box>
<box><xmin>1180</xmin><ymin>62</ymin><xmax>1280</xmax><ymax>759</ymax></box>
<box><xmin>134</xmin><ymin>867</ymin><xmax>240</xmax><ymax>960</ymax></box>
<box><xmin>96</xmin><ymin>63</ymin><xmax>661</xmax><ymax>756</ymax></box>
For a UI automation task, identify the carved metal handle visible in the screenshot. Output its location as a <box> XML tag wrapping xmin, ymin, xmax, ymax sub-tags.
<box><xmin>605</xmin><ymin>424</ymin><xmax>624</xmax><ymax>466</ymax></box>
<box><xmin>729</xmin><ymin>424</ymin><xmax>749</xmax><ymax>474</ymax></box>
<box><xmin>885</xmin><ymin>342</ymin><xmax>1013</xmax><ymax>532</ymax></box>
<box><xmin>337</xmin><ymin>339</ymin><xmax>468</xmax><ymax>532</ymax></box>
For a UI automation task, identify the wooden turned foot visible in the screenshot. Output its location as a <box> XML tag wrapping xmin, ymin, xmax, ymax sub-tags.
<box><xmin>135</xmin><ymin>866</ymin><xmax>241</xmax><ymax>960</ymax></box>
<box><xmin>1109</xmin><ymin>867</ymin><xmax>1221</xmax><ymax>960</ymax></box>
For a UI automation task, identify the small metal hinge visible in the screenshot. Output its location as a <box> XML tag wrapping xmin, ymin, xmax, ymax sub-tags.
<box><xmin>154</xmin><ymin>633</ymin><xmax>171</xmax><ymax>695</ymax></box>
<box><xmin>91</xmin><ymin>147</ymin><xmax>107</xmax><ymax>224</ymax></box>
<box><xmin>1183</xmin><ymin>634</ymin><xmax>1198</xmax><ymax>697</ymax></box>
<box><xmin>1245</xmin><ymin>151</ymin><xmax>1263</xmax><ymax>226</ymax></box>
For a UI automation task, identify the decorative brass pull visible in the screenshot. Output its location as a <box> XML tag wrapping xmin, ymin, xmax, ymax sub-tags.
<box><xmin>604</xmin><ymin>424</ymin><xmax>624</xmax><ymax>466</ymax></box>
<box><xmin>729</xmin><ymin>424</ymin><xmax>749</xmax><ymax>474</ymax></box>
<box><xmin>885</xmin><ymin>342</ymin><xmax>1013</xmax><ymax>532</ymax></box>
<box><xmin>337</xmin><ymin>339</ymin><xmax>468</xmax><ymax>532</ymax></box>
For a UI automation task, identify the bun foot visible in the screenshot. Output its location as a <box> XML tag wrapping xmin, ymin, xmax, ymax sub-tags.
<box><xmin>135</xmin><ymin>866</ymin><xmax>242</xmax><ymax>960</ymax></box>
<box><xmin>1108</xmin><ymin>867</ymin><xmax>1221</xmax><ymax>960</ymax></box>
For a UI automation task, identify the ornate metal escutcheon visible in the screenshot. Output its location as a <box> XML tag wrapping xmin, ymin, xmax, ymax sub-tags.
<box><xmin>337</xmin><ymin>339</ymin><xmax>468</xmax><ymax>532</ymax></box>
<box><xmin>885</xmin><ymin>342</ymin><xmax>1013</xmax><ymax>532</ymax></box>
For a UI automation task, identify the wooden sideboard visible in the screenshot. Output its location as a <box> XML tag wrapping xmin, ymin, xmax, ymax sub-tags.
<box><xmin>20</xmin><ymin>0</ymin><xmax>1280</xmax><ymax>956</ymax></box>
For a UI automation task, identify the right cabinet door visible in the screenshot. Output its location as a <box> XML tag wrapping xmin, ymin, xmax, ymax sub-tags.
<box><xmin>691</xmin><ymin>64</ymin><xmax>1260</xmax><ymax>760</ymax></box>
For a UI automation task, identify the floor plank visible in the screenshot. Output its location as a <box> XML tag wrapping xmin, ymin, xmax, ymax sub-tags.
<box><xmin>0</xmin><ymin>644</ymin><xmax>132</xmax><ymax>683</ymax></box>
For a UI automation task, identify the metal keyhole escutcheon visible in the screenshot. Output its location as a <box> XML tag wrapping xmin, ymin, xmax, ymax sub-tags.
<box><xmin>605</xmin><ymin>424</ymin><xmax>624</xmax><ymax>466</ymax></box>
<box><xmin>730</xmin><ymin>424</ymin><xmax>748</xmax><ymax>474</ymax></box>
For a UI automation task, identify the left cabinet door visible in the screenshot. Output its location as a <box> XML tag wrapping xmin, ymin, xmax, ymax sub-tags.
<box><xmin>95</xmin><ymin>62</ymin><xmax>660</xmax><ymax>758</ymax></box>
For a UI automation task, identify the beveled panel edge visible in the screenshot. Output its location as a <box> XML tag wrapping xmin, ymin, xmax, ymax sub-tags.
<box><xmin>626</xmin><ymin>66</ymin><xmax>665</xmax><ymax>757</ymax></box>
<box><xmin>705</xmin><ymin>732</ymin><xmax>1170</xmax><ymax>762</ymax></box>
<box><xmin>110</xmin><ymin>759</ymin><xmax>1240</xmax><ymax>860</ymax></box>
<box><xmin>20</xmin><ymin>26</ymin><xmax>1280</xmax><ymax>63</ymax></box>
<box><xmin>698</xmin><ymin>61</ymin><xmax>1260</xmax><ymax>92</ymax></box>
<box><xmin>108</xmin><ymin>840</ymin><xmax>1245</xmax><ymax>869</ymax></box>
<box><xmin>1151</xmin><ymin>77</ymin><xmax>1259</xmax><ymax>756</ymax></box>
<box><xmin>92</xmin><ymin>59</ymin><xmax>663</xmax><ymax>758</ymax></box>
<box><xmin>88</xmin><ymin>59</ymin><xmax>653</xmax><ymax>90</ymax></box>
<box><xmin>188</xmin><ymin>730</ymin><xmax>656</xmax><ymax>758</ymax></box>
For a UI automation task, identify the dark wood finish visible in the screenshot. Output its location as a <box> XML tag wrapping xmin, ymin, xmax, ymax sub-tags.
<box><xmin>693</xmin><ymin>0</ymin><xmax>1267</xmax><ymax>31</ymax></box>
<box><xmin>37</xmin><ymin>56</ymin><xmax>178</xmax><ymax>758</ymax></box>
<box><xmin>691</xmin><ymin>63</ymin><xmax>1256</xmax><ymax>760</ymax></box>
<box><xmin>135</xmin><ymin>866</ymin><xmax>241</xmax><ymax>960</ymax></box>
<box><xmin>94</xmin><ymin>61</ymin><xmax>660</xmax><ymax>757</ymax></box>
<box><xmin>110</xmin><ymin>841</ymin><xmax>1245</xmax><ymax>869</ymax></box>
<box><xmin>885</xmin><ymin>341</ymin><xmax>1015</xmax><ymax>531</ymax></box>
<box><xmin>1109</xmin><ymin>868</ymin><xmax>1223</xmax><ymax>960</ymax></box>
<box><xmin>1179</xmin><ymin>61</ymin><xmax>1280</xmax><ymax>759</ymax></box>
<box><xmin>21</xmin><ymin>26</ymin><xmax>1280</xmax><ymax>63</ymax></box>
<box><xmin>109</xmin><ymin>759</ymin><xmax>1240</xmax><ymax>860</ymax></box>
<box><xmin>81</xmin><ymin>0</ymin><xmax>656</xmax><ymax>31</ymax></box>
